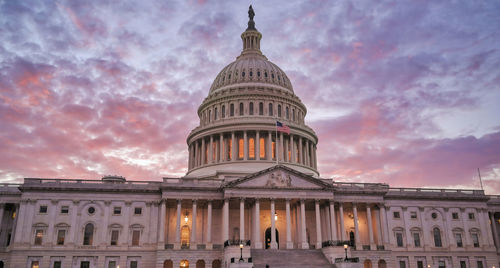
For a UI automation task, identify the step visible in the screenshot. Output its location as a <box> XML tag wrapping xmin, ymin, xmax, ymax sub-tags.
<box><xmin>251</xmin><ymin>249</ymin><xmax>334</xmax><ymax>268</ymax></box>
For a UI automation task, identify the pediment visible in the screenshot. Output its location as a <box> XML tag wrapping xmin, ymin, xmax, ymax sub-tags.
<box><xmin>224</xmin><ymin>165</ymin><xmax>332</xmax><ymax>190</ymax></box>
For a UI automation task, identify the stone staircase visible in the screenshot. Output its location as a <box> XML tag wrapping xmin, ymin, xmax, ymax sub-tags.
<box><xmin>251</xmin><ymin>249</ymin><xmax>334</xmax><ymax>268</ymax></box>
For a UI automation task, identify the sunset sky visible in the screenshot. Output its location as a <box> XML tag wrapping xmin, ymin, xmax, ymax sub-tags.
<box><xmin>1</xmin><ymin>1</ymin><xmax>499</xmax><ymax>193</ymax></box>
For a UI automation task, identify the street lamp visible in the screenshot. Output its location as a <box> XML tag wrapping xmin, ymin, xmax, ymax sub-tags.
<box><xmin>239</xmin><ymin>243</ymin><xmax>244</xmax><ymax>262</ymax></box>
<box><xmin>344</xmin><ymin>244</ymin><xmax>348</xmax><ymax>261</ymax></box>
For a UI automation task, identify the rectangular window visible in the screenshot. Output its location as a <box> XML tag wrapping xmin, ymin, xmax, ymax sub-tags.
<box><xmin>31</xmin><ymin>261</ymin><xmax>40</xmax><ymax>268</ymax></box>
<box><xmin>61</xmin><ymin>206</ymin><xmax>69</xmax><ymax>214</ymax></box>
<box><xmin>108</xmin><ymin>261</ymin><xmax>116</xmax><ymax>268</ymax></box>
<box><xmin>57</xmin><ymin>229</ymin><xmax>66</xmax><ymax>245</ymax></box>
<box><xmin>438</xmin><ymin>261</ymin><xmax>446</xmax><ymax>268</ymax></box>
<box><xmin>417</xmin><ymin>261</ymin><xmax>423</xmax><ymax>268</ymax></box>
<box><xmin>468</xmin><ymin>213</ymin><xmax>475</xmax><ymax>220</ymax></box>
<box><xmin>399</xmin><ymin>261</ymin><xmax>406</xmax><ymax>268</ymax></box>
<box><xmin>111</xmin><ymin>230</ymin><xmax>119</xmax><ymax>245</ymax></box>
<box><xmin>472</xmin><ymin>233</ymin><xmax>479</xmax><ymax>247</ymax></box>
<box><xmin>393</xmin><ymin>211</ymin><xmax>400</xmax><ymax>219</ymax></box>
<box><xmin>39</xmin><ymin>205</ymin><xmax>47</xmax><ymax>213</ymax></box>
<box><xmin>227</xmin><ymin>137</ymin><xmax>231</xmax><ymax>160</ymax></box>
<box><xmin>130</xmin><ymin>261</ymin><xmax>138</xmax><ymax>268</ymax></box>
<box><xmin>53</xmin><ymin>261</ymin><xmax>62</xmax><ymax>268</ymax></box>
<box><xmin>396</xmin><ymin>232</ymin><xmax>403</xmax><ymax>247</ymax></box>
<box><xmin>460</xmin><ymin>261</ymin><xmax>466</xmax><ymax>268</ymax></box>
<box><xmin>132</xmin><ymin>230</ymin><xmax>140</xmax><ymax>246</ymax></box>
<box><xmin>410</xmin><ymin>211</ymin><xmax>417</xmax><ymax>219</ymax></box>
<box><xmin>455</xmin><ymin>233</ymin><xmax>463</xmax><ymax>247</ymax></box>
<box><xmin>81</xmin><ymin>261</ymin><xmax>90</xmax><ymax>268</ymax></box>
<box><xmin>34</xmin><ymin>229</ymin><xmax>43</xmax><ymax>245</ymax></box>
<box><xmin>259</xmin><ymin>137</ymin><xmax>265</xmax><ymax>159</ymax></box>
<box><xmin>113</xmin><ymin>207</ymin><xmax>121</xmax><ymax>215</ymax></box>
<box><xmin>476</xmin><ymin>261</ymin><xmax>483</xmax><ymax>268</ymax></box>
<box><xmin>452</xmin><ymin>212</ymin><xmax>459</xmax><ymax>219</ymax></box>
<box><xmin>134</xmin><ymin>207</ymin><xmax>142</xmax><ymax>215</ymax></box>
<box><xmin>238</xmin><ymin>138</ymin><xmax>244</xmax><ymax>159</ymax></box>
<box><xmin>249</xmin><ymin>138</ymin><xmax>255</xmax><ymax>159</ymax></box>
<box><xmin>272</xmin><ymin>141</ymin><xmax>276</xmax><ymax>160</ymax></box>
<box><xmin>413</xmin><ymin>233</ymin><xmax>421</xmax><ymax>247</ymax></box>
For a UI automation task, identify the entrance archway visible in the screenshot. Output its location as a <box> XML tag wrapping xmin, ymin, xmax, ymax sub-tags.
<box><xmin>265</xmin><ymin>227</ymin><xmax>279</xmax><ymax>249</ymax></box>
<box><xmin>378</xmin><ymin>260</ymin><xmax>387</xmax><ymax>268</ymax></box>
<box><xmin>180</xmin><ymin>259</ymin><xmax>189</xmax><ymax>268</ymax></box>
<box><xmin>0</xmin><ymin>260</ymin><xmax>4</xmax><ymax>268</ymax></box>
<box><xmin>181</xmin><ymin>225</ymin><xmax>190</xmax><ymax>247</ymax></box>
<box><xmin>212</xmin><ymin>260</ymin><xmax>221</xmax><ymax>268</ymax></box>
<box><xmin>364</xmin><ymin>260</ymin><xmax>372</xmax><ymax>268</ymax></box>
<box><xmin>164</xmin><ymin>260</ymin><xmax>173</xmax><ymax>268</ymax></box>
<box><xmin>195</xmin><ymin>260</ymin><xmax>204</xmax><ymax>268</ymax></box>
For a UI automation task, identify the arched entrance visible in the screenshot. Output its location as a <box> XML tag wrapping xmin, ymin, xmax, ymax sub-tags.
<box><xmin>164</xmin><ymin>260</ymin><xmax>173</xmax><ymax>268</ymax></box>
<box><xmin>265</xmin><ymin>227</ymin><xmax>279</xmax><ymax>249</ymax></box>
<box><xmin>0</xmin><ymin>260</ymin><xmax>4</xmax><ymax>268</ymax></box>
<box><xmin>212</xmin><ymin>260</ymin><xmax>221</xmax><ymax>268</ymax></box>
<box><xmin>196</xmin><ymin>260</ymin><xmax>205</xmax><ymax>268</ymax></box>
<box><xmin>181</xmin><ymin>225</ymin><xmax>190</xmax><ymax>247</ymax></box>
<box><xmin>180</xmin><ymin>259</ymin><xmax>189</xmax><ymax>268</ymax></box>
<box><xmin>378</xmin><ymin>260</ymin><xmax>387</xmax><ymax>268</ymax></box>
<box><xmin>364</xmin><ymin>260</ymin><xmax>372</xmax><ymax>268</ymax></box>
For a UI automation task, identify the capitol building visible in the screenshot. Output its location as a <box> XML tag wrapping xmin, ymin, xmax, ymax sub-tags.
<box><xmin>1</xmin><ymin>6</ymin><xmax>500</xmax><ymax>268</ymax></box>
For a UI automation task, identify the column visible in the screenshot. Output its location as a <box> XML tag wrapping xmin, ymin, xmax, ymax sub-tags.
<box><xmin>231</xmin><ymin>132</ymin><xmax>236</xmax><ymax>162</ymax></box>
<box><xmin>329</xmin><ymin>201</ymin><xmax>338</xmax><ymax>241</ymax></box>
<box><xmin>480</xmin><ymin>209</ymin><xmax>495</xmax><ymax>246</ymax></box>
<box><xmin>222</xmin><ymin>199</ymin><xmax>229</xmax><ymax>242</ymax></box>
<box><xmin>67</xmin><ymin>201</ymin><xmax>79</xmax><ymax>245</ymax></box>
<box><xmin>201</xmin><ymin>138</ymin><xmax>205</xmax><ymax>165</ymax></box>
<box><xmin>290</xmin><ymin>135</ymin><xmax>295</xmax><ymax>163</ymax></box>
<box><xmin>219</xmin><ymin>134</ymin><xmax>224</xmax><ymax>162</ymax></box>
<box><xmin>268</xmin><ymin>131</ymin><xmax>272</xmax><ymax>160</ymax></box>
<box><xmin>254</xmin><ymin>199</ymin><xmax>262</xmax><ymax>249</ymax></box>
<box><xmin>367</xmin><ymin>205</ymin><xmax>375</xmax><ymax>250</ymax></box>
<box><xmin>190</xmin><ymin>200</ymin><xmax>197</xmax><ymax>247</ymax></box>
<box><xmin>240</xmin><ymin>198</ymin><xmax>245</xmax><ymax>241</ymax></box>
<box><xmin>305</xmin><ymin>140</ymin><xmax>310</xmax><ymax>167</ymax></box>
<box><xmin>244</xmin><ymin>131</ymin><xmax>248</xmax><ymax>160</ymax></box>
<box><xmin>209</xmin><ymin>136</ymin><xmax>214</xmax><ymax>164</ymax></box>
<box><xmin>279</xmin><ymin>132</ymin><xmax>284</xmax><ymax>162</ymax></box>
<box><xmin>158</xmin><ymin>199</ymin><xmax>166</xmax><ymax>248</ymax></box>
<box><xmin>46</xmin><ymin>200</ymin><xmax>58</xmax><ymax>245</ymax></box>
<box><xmin>256</xmin><ymin>131</ymin><xmax>260</xmax><ymax>160</ymax></box>
<box><xmin>270</xmin><ymin>199</ymin><xmax>277</xmax><ymax>249</ymax></box>
<box><xmin>339</xmin><ymin>203</ymin><xmax>346</xmax><ymax>240</ymax></box>
<box><xmin>353</xmin><ymin>203</ymin><xmax>361</xmax><ymax>249</ymax></box>
<box><xmin>286</xmin><ymin>199</ymin><xmax>293</xmax><ymax>249</ymax></box>
<box><xmin>299</xmin><ymin>137</ymin><xmax>303</xmax><ymax>164</ymax></box>
<box><xmin>174</xmin><ymin>200</ymin><xmax>181</xmax><ymax>249</ymax></box>
<box><xmin>300</xmin><ymin>199</ymin><xmax>308</xmax><ymax>249</ymax></box>
<box><xmin>215</xmin><ymin>138</ymin><xmax>219</xmax><ymax>163</ymax></box>
<box><xmin>315</xmin><ymin>200</ymin><xmax>322</xmax><ymax>249</ymax></box>
<box><xmin>0</xmin><ymin>204</ymin><xmax>4</xmax><ymax>232</ymax></box>
<box><xmin>206</xmin><ymin>201</ymin><xmax>213</xmax><ymax>248</ymax></box>
<box><xmin>188</xmin><ymin>144</ymin><xmax>192</xmax><ymax>169</ymax></box>
<box><xmin>489</xmin><ymin>212</ymin><xmax>500</xmax><ymax>249</ymax></box>
<box><xmin>375</xmin><ymin>208</ymin><xmax>383</xmax><ymax>246</ymax></box>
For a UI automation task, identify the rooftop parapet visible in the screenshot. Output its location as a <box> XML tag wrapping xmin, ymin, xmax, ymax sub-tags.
<box><xmin>387</xmin><ymin>187</ymin><xmax>487</xmax><ymax>200</ymax></box>
<box><xmin>22</xmin><ymin>178</ymin><xmax>161</xmax><ymax>192</ymax></box>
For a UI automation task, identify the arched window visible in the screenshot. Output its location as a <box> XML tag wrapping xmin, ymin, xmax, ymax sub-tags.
<box><xmin>221</xmin><ymin>105</ymin><xmax>225</xmax><ymax>118</ymax></box>
<box><xmin>239</xmin><ymin>103</ymin><xmax>244</xmax><ymax>116</ymax></box>
<box><xmin>230</xmin><ymin>104</ymin><xmax>234</xmax><ymax>116</ymax></box>
<box><xmin>286</xmin><ymin>106</ymin><xmax>289</xmax><ymax>119</ymax></box>
<box><xmin>83</xmin><ymin>223</ymin><xmax>94</xmax><ymax>245</ymax></box>
<box><xmin>292</xmin><ymin>109</ymin><xmax>295</xmax><ymax>121</ymax></box>
<box><xmin>214</xmin><ymin>107</ymin><xmax>218</xmax><ymax>120</ymax></box>
<box><xmin>249</xmin><ymin>102</ymin><xmax>254</xmax><ymax>115</ymax></box>
<box><xmin>278</xmin><ymin>105</ymin><xmax>282</xmax><ymax>117</ymax></box>
<box><xmin>208</xmin><ymin>110</ymin><xmax>211</xmax><ymax>123</ymax></box>
<box><xmin>433</xmin><ymin>227</ymin><xmax>442</xmax><ymax>247</ymax></box>
<box><xmin>259</xmin><ymin>102</ymin><xmax>264</xmax><ymax>115</ymax></box>
<box><xmin>269</xmin><ymin>103</ymin><xmax>273</xmax><ymax>116</ymax></box>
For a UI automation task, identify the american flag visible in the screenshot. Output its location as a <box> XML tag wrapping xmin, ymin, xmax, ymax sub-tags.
<box><xmin>276</xmin><ymin>121</ymin><xmax>290</xmax><ymax>134</ymax></box>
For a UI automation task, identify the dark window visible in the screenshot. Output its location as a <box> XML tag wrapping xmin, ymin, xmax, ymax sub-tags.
<box><xmin>259</xmin><ymin>102</ymin><xmax>263</xmax><ymax>115</ymax></box>
<box><xmin>130</xmin><ymin>261</ymin><xmax>138</xmax><ymax>268</ymax></box>
<box><xmin>39</xmin><ymin>206</ymin><xmax>47</xmax><ymax>214</ymax></box>
<box><xmin>417</xmin><ymin>261</ymin><xmax>424</xmax><ymax>268</ymax></box>
<box><xmin>269</xmin><ymin>103</ymin><xmax>273</xmax><ymax>116</ymax></box>
<box><xmin>230</xmin><ymin>104</ymin><xmax>234</xmax><ymax>116</ymax></box>
<box><xmin>132</xmin><ymin>230</ymin><xmax>140</xmax><ymax>246</ymax></box>
<box><xmin>455</xmin><ymin>233</ymin><xmax>463</xmax><ymax>247</ymax></box>
<box><xmin>468</xmin><ymin>213</ymin><xmax>475</xmax><ymax>220</ymax></box>
<box><xmin>242</xmin><ymin>71</ymin><xmax>245</xmax><ymax>77</ymax></box>
<box><xmin>53</xmin><ymin>261</ymin><xmax>62</xmax><ymax>268</ymax></box>
<box><xmin>396</xmin><ymin>232</ymin><xmax>403</xmax><ymax>247</ymax></box>
<box><xmin>271</xmin><ymin>73</ymin><xmax>275</xmax><ymax>79</ymax></box>
<box><xmin>80</xmin><ymin>261</ymin><xmax>90</xmax><ymax>268</ymax></box>
<box><xmin>250</xmin><ymin>71</ymin><xmax>253</xmax><ymax>77</ymax></box>
<box><xmin>399</xmin><ymin>261</ymin><xmax>406</xmax><ymax>268</ymax></box>
<box><xmin>472</xmin><ymin>233</ymin><xmax>479</xmax><ymax>247</ymax></box>
<box><xmin>221</xmin><ymin>105</ymin><xmax>225</xmax><ymax>118</ymax></box>
<box><xmin>433</xmin><ymin>227</ymin><xmax>442</xmax><ymax>247</ymax></box>
<box><xmin>57</xmin><ymin>230</ymin><xmax>65</xmax><ymax>245</ymax></box>
<box><xmin>413</xmin><ymin>232</ymin><xmax>421</xmax><ymax>247</ymax></box>
<box><xmin>292</xmin><ymin>109</ymin><xmax>295</xmax><ymax>121</ymax></box>
<box><xmin>111</xmin><ymin>230</ymin><xmax>119</xmax><ymax>245</ymax></box>
<box><xmin>431</xmin><ymin>212</ymin><xmax>437</xmax><ymax>219</ymax></box>
<box><xmin>249</xmin><ymin>102</ymin><xmax>254</xmax><ymax>115</ymax></box>
<box><xmin>134</xmin><ymin>207</ymin><xmax>142</xmax><ymax>215</ymax></box>
<box><xmin>460</xmin><ymin>261</ymin><xmax>466</xmax><ymax>268</ymax></box>
<box><xmin>286</xmin><ymin>107</ymin><xmax>289</xmax><ymax>119</ymax></box>
<box><xmin>278</xmin><ymin>105</ymin><xmax>282</xmax><ymax>117</ymax></box>
<box><xmin>410</xmin><ymin>212</ymin><xmax>417</xmax><ymax>219</ymax></box>
<box><xmin>239</xmin><ymin>103</ymin><xmax>244</xmax><ymax>116</ymax></box>
<box><xmin>393</xmin><ymin>211</ymin><xmax>400</xmax><ymax>219</ymax></box>
<box><xmin>83</xmin><ymin>223</ymin><xmax>94</xmax><ymax>245</ymax></box>
<box><xmin>208</xmin><ymin>110</ymin><xmax>211</xmax><ymax>122</ymax></box>
<box><xmin>60</xmin><ymin>206</ymin><xmax>69</xmax><ymax>214</ymax></box>
<box><xmin>34</xmin><ymin>230</ymin><xmax>43</xmax><ymax>245</ymax></box>
<box><xmin>438</xmin><ymin>261</ymin><xmax>445</xmax><ymax>268</ymax></box>
<box><xmin>257</xmin><ymin>71</ymin><xmax>261</xmax><ymax>77</ymax></box>
<box><xmin>214</xmin><ymin>107</ymin><xmax>218</xmax><ymax>120</ymax></box>
<box><xmin>477</xmin><ymin>261</ymin><xmax>483</xmax><ymax>268</ymax></box>
<box><xmin>108</xmin><ymin>261</ymin><xmax>116</xmax><ymax>268</ymax></box>
<box><xmin>452</xmin><ymin>212</ymin><xmax>459</xmax><ymax>219</ymax></box>
<box><xmin>265</xmin><ymin>72</ymin><xmax>268</xmax><ymax>78</ymax></box>
<box><xmin>88</xmin><ymin>207</ymin><xmax>95</xmax><ymax>214</ymax></box>
<box><xmin>113</xmin><ymin>207</ymin><xmax>121</xmax><ymax>215</ymax></box>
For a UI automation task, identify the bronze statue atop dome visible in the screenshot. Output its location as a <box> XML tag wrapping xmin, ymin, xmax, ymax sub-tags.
<box><xmin>247</xmin><ymin>5</ymin><xmax>256</xmax><ymax>30</ymax></box>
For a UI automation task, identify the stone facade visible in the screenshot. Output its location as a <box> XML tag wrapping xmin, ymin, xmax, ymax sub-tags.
<box><xmin>1</xmin><ymin>6</ymin><xmax>500</xmax><ymax>268</ymax></box>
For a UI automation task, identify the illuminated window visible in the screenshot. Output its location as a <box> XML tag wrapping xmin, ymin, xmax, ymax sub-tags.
<box><xmin>31</xmin><ymin>261</ymin><xmax>39</xmax><ymax>268</ymax></box>
<box><xmin>260</xmin><ymin>137</ymin><xmax>265</xmax><ymax>159</ymax></box>
<box><xmin>34</xmin><ymin>230</ymin><xmax>43</xmax><ymax>245</ymax></box>
<box><xmin>212</xmin><ymin>142</ymin><xmax>217</xmax><ymax>161</ymax></box>
<box><xmin>269</xmin><ymin>103</ymin><xmax>273</xmax><ymax>116</ymax></box>
<box><xmin>272</xmin><ymin>141</ymin><xmax>276</xmax><ymax>160</ymax></box>
<box><xmin>227</xmin><ymin>138</ymin><xmax>232</xmax><ymax>160</ymax></box>
<box><xmin>238</xmin><ymin>138</ymin><xmax>244</xmax><ymax>159</ymax></box>
<box><xmin>249</xmin><ymin>138</ymin><xmax>255</xmax><ymax>159</ymax></box>
<box><xmin>57</xmin><ymin>230</ymin><xmax>65</xmax><ymax>245</ymax></box>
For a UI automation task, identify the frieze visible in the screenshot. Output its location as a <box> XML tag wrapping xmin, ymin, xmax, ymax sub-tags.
<box><xmin>265</xmin><ymin>171</ymin><xmax>292</xmax><ymax>188</ymax></box>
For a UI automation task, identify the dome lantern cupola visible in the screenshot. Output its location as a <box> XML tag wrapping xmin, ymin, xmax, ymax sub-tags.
<box><xmin>239</xmin><ymin>5</ymin><xmax>265</xmax><ymax>59</ymax></box>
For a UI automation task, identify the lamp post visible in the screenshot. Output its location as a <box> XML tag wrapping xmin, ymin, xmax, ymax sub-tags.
<box><xmin>344</xmin><ymin>244</ymin><xmax>348</xmax><ymax>261</ymax></box>
<box><xmin>239</xmin><ymin>243</ymin><xmax>244</xmax><ymax>262</ymax></box>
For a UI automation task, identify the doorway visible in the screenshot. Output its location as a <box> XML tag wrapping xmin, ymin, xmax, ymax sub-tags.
<box><xmin>265</xmin><ymin>227</ymin><xmax>279</xmax><ymax>249</ymax></box>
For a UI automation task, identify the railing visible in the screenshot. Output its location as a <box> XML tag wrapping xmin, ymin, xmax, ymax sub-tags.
<box><xmin>333</xmin><ymin>182</ymin><xmax>389</xmax><ymax>189</ymax></box>
<box><xmin>321</xmin><ymin>240</ymin><xmax>354</xmax><ymax>248</ymax></box>
<box><xmin>223</xmin><ymin>239</ymin><xmax>251</xmax><ymax>248</ymax></box>
<box><xmin>388</xmin><ymin>187</ymin><xmax>484</xmax><ymax>195</ymax></box>
<box><xmin>23</xmin><ymin>178</ymin><xmax>162</xmax><ymax>185</ymax></box>
<box><xmin>335</xmin><ymin>257</ymin><xmax>359</xmax><ymax>263</ymax></box>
